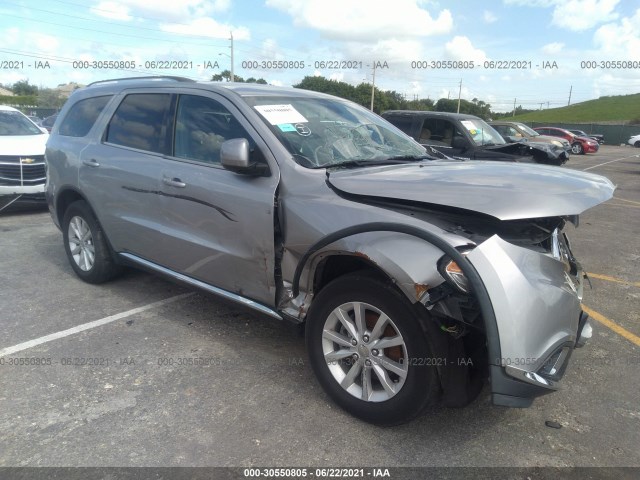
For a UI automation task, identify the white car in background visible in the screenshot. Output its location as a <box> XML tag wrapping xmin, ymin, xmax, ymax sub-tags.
<box><xmin>628</xmin><ymin>134</ymin><xmax>640</xmax><ymax>148</ymax></box>
<box><xmin>0</xmin><ymin>105</ymin><xmax>49</xmax><ymax>210</ymax></box>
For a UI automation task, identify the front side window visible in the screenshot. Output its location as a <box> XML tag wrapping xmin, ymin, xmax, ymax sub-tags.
<box><xmin>59</xmin><ymin>96</ymin><xmax>112</xmax><ymax>137</ymax></box>
<box><xmin>516</xmin><ymin>123</ymin><xmax>539</xmax><ymax>136</ymax></box>
<box><xmin>173</xmin><ymin>95</ymin><xmax>252</xmax><ymax>164</ymax></box>
<box><xmin>105</xmin><ymin>93</ymin><xmax>171</xmax><ymax>153</ymax></box>
<box><xmin>243</xmin><ymin>96</ymin><xmax>426</xmax><ymax>168</ymax></box>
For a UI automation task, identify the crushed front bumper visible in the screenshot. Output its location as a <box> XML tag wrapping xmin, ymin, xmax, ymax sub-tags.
<box><xmin>468</xmin><ymin>234</ymin><xmax>591</xmax><ymax>407</ymax></box>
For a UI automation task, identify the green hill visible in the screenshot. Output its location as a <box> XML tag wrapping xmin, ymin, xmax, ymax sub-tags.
<box><xmin>511</xmin><ymin>93</ymin><xmax>640</xmax><ymax>124</ymax></box>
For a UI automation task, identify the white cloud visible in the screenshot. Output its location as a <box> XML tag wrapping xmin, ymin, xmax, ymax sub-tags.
<box><xmin>542</xmin><ymin>42</ymin><xmax>564</xmax><ymax>54</ymax></box>
<box><xmin>551</xmin><ymin>0</ymin><xmax>619</xmax><ymax>31</ymax></box>
<box><xmin>32</xmin><ymin>34</ymin><xmax>60</xmax><ymax>53</ymax></box>
<box><xmin>483</xmin><ymin>10</ymin><xmax>498</xmax><ymax>23</ymax></box>
<box><xmin>444</xmin><ymin>36</ymin><xmax>488</xmax><ymax>62</ymax></box>
<box><xmin>265</xmin><ymin>0</ymin><xmax>453</xmax><ymax>41</ymax></box>
<box><xmin>160</xmin><ymin>18</ymin><xmax>250</xmax><ymax>40</ymax></box>
<box><xmin>90</xmin><ymin>1</ymin><xmax>132</xmax><ymax>21</ymax></box>
<box><xmin>592</xmin><ymin>8</ymin><xmax>640</xmax><ymax>58</ymax></box>
<box><xmin>503</xmin><ymin>0</ymin><xmax>620</xmax><ymax>31</ymax></box>
<box><xmin>89</xmin><ymin>0</ymin><xmax>230</xmax><ymax>22</ymax></box>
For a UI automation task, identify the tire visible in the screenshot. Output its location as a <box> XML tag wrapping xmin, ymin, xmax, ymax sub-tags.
<box><xmin>306</xmin><ymin>273</ymin><xmax>440</xmax><ymax>425</ymax></box>
<box><xmin>571</xmin><ymin>142</ymin><xmax>584</xmax><ymax>155</ymax></box>
<box><xmin>62</xmin><ymin>200</ymin><xmax>121</xmax><ymax>284</ymax></box>
<box><xmin>635</xmin><ymin>141</ymin><xmax>640</xmax><ymax>148</ymax></box>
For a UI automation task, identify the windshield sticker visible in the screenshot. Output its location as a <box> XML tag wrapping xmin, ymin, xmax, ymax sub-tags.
<box><xmin>277</xmin><ymin>123</ymin><xmax>297</xmax><ymax>132</ymax></box>
<box><xmin>295</xmin><ymin>123</ymin><xmax>311</xmax><ymax>136</ymax></box>
<box><xmin>254</xmin><ymin>104</ymin><xmax>308</xmax><ymax>125</ymax></box>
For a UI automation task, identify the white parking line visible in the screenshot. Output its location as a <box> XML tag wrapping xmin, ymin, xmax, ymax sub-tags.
<box><xmin>0</xmin><ymin>293</ymin><xmax>194</xmax><ymax>357</ymax></box>
<box><xmin>581</xmin><ymin>153</ymin><xmax>640</xmax><ymax>171</ymax></box>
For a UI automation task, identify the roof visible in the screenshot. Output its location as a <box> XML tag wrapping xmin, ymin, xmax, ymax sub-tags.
<box><xmin>78</xmin><ymin>76</ymin><xmax>340</xmax><ymax>101</ymax></box>
<box><xmin>0</xmin><ymin>105</ymin><xmax>20</xmax><ymax>112</ymax></box>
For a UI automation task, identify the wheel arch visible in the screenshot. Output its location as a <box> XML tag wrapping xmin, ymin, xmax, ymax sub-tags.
<box><xmin>55</xmin><ymin>187</ymin><xmax>90</xmax><ymax>227</ymax></box>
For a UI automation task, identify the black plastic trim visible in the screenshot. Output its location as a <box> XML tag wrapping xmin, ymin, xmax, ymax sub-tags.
<box><xmin>289</xmin><ymin>222</ymin><xmax>503</xmax><ymax>393</ymax></box>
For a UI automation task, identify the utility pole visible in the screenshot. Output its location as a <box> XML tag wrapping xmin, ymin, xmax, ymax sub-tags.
<box><xmin>229</xmin><ymin>31</ymin><xmax>235</xmax><ymax>82</ymax></box>
<box><xmin>539</xmin><ymin>102</ymin><xmax>543</xmax><ymax>110</ymax></box>
<box><xmin>513</xmin><ymin>98</ymin><xmax>516</xmax><ymax>117</ymax></box>
<box><xmin>456</xmin><ymin>79</ymin><xmax>462</xmax><ymax>113</ymax></box>
<box><xmin>568</xmin><ymin>85</ymin><xmax>572</xmax><ymax>106</ymax></box>
<box><xmin>370</xmin><ymin>62</ymin><xmax>376</xmax><ymax>111</ymax></box>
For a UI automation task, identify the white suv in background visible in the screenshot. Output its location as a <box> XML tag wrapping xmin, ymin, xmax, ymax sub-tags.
<box><xmin>0</xmin><ymin>105</ymin><xmax>49</xmax><ymax>210</ymax></box>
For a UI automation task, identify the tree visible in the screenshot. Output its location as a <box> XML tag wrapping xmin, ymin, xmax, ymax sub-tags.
<box><xmin>37</xmin><ymin>88</ymin><xmax>66</xmax><ymax>108</ymax></box>
<box><xmin>211</xmin><ymin>70</ymin><xmax>267</xmax><ymax>83</ymax></box>
<box><xmin>11</xmin><ymin>80</ymin><xmax>38</xmax><ymax>96</ymax></box>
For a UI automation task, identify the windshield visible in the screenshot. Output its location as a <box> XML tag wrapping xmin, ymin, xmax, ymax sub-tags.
<box><xmin>516</xmin><ymin>123</ymin><xmax>540</xmax><ymax>136</ymax></box>
<box><xmin>243</xmin><ymin>95</ymin><xmax>428</xmax><ymax>168</ymax></box>
<box><xmin>0</xmin><ymin>111</ymin><xmax>44</xmax><ymax>136</ymax></box>
<box><xmin>459</xmin><ymin>118</ymin><xmax>505</xmax><ymax>146</ymax></box>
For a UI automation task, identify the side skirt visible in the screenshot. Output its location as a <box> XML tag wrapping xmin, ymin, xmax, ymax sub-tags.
<box><xmin>119</xmin><ymin>252</ymin><xmax>283</xmax><ymax>321</ymax></box>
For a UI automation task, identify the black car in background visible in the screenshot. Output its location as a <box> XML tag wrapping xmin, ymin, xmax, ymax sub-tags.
<box><xmin>382</xmin><ymin>111</ymin><xmax>568</xmax><ymax>165</ymax></box>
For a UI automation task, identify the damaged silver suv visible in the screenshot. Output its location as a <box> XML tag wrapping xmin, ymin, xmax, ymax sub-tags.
<box><xmin>46</xmin><ymin>77</ymin><xmax>614</xmax><ymax>425</ymax></box>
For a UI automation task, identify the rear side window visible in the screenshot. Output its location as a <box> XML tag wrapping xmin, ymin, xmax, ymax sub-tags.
<box><xmin>105</xmin><ymin>94</ymin><xmax>171</xmax><ymax>153</ymax></box>
<box><xmin>385</xmin><ymin>115</ymin><xmax>413</xmax><ymax>135</ymax></box>
<box><xmin>58</xmin><ymin>96</ymin><xmax>112</xmax><ymax>137</ymax></box>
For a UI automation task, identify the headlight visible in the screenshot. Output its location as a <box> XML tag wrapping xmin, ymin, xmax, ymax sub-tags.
<box><xmin>439</xmin><ymin>249</ymin><xmax>474</xmax><ymax>293</ymax></box>
<box><xmin>551</xmin><ymin>141</ymin><xmax>562</xmax><ymax>147</ymax></box>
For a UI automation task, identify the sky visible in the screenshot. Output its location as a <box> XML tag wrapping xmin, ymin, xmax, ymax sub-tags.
<box><xmin>1</xmin><ymin>0</ymin><xmax>639</xmax><ymax>112</ymax></box>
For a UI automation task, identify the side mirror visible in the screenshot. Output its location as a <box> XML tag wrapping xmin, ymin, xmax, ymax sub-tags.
<box><xmin>451</xmin><ymin>136</ymin><xmax>468</xmax><ymax>150</ymax></box>
<box><xmin>220</xmin><ymin>138</ymin><xmax>269</xmax><ymax>176</ymax></box>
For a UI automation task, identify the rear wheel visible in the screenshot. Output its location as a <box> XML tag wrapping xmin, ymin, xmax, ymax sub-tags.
<box><xmin>62</xmin><ymin>200</ymin><xmax>121</xmax><ymax>283</ymax></box>
<box><xmin>635</xmin><ymin>141</ymin><xmax>640</xmax><ymax>148</ymax></box>
<box><xmin>571</xmin><ymin>142</ymin><xmax>584</xmax><ymax>154</ymax></box>
<box><xmin>306</xmin><ymin>274</ymin><xmax>440</xmax><ymax>425</ymax></box>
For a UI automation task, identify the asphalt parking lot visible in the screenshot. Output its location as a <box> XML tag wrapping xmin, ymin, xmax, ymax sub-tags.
<box><xmin>1</xmin><ymin>146</ymin><xmax>639</xmax><ymax>469</ymax></box>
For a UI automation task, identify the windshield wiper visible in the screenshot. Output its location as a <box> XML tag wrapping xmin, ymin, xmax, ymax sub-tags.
<box><xmin>322</xmin><ymin>155</ymin><xmax>433</xmax><ymax>169</ymax></box>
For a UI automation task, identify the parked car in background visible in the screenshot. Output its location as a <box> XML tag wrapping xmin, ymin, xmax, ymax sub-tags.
<box><xmin>46</xmin><ymin>78</ymin><xmax>614</xmax><ymax>424</ymax></box>
<box><xmin>382</xmin><ymin>111</ymin><xmax>567</xmax><ymax>165</ymax></box>
<box><xmin>39</xmin><ymin>113</ymin><xmax>58</xmax><ymax>133</ymax></box>
<box><xmin>27</xmin><ymin>115</ymin><xmax>42</xmax><ymax>125</ymax></box>
<box><xmin>569</xmin><ymin>129</ymin><xmax>605</xmax><ymax>145</ymax></box>
<box><xmin>628</xmin><ymin>134</ymin><xmax>640</xmax><ymax>147</ymax></box>
<box><xmin>490</xmin><ymin>121</ymin><xmax>571</xmax><ymax>160</ymax></box>
<box><xmin>0</xmin><ymin>105</ymin><xmax>48</xmax><ymax>211</ymax></box>
<box><xmin>533</xmin><ymin>127</ymin><xmax>599</xmax><ymax>154</ymax></box>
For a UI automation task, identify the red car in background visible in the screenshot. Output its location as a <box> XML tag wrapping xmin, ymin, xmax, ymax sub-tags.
<box><xmin>533</xmin><ymin>127</ymin><xmax>599</xmax><ymax>154</ymax></box>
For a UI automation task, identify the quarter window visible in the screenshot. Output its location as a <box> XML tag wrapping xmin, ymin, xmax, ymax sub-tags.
<box><xmin>105</xmin><ymin>94</ymin><xmax>171</xmax><ymax>153</ymax></box>
<box><xmin>58</xmin><ymin>96</ymin><xmax>112</xmax><ymax>137</ymax></box>
<box><xmin>173</xmin><ymin>95</ymin><xmax>251</xmax><ymax>164</ymax></box>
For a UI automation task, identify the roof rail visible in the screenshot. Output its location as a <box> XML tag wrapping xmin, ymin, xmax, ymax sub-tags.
<box><xmin>87</xmin><ymin>76</ymin><xmax>196</xmax><ymax>86</ymax></box>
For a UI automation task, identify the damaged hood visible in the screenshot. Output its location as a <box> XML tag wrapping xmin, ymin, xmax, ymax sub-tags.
<box><xmin>327</xmin><ymin>161</ymin><xmax>615</xmax><ymax>221</ymax></box>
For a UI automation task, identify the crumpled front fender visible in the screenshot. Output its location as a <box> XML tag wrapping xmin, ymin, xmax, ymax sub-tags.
<box><xmin>468</xmin><ymin>234</ymin><xmax>584</xmax><ymax>398</ymax></box>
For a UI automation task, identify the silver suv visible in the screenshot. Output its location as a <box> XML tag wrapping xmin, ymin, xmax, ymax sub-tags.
<box><xmin>46</xmin><ymin>77</ymin><xmax>614</xmax><ymax>425</ymax></box>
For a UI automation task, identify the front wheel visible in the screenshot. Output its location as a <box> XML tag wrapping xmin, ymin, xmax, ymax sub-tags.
<box><xmin>571</xmin><ymin>142</ymin><xmax>584</xmax><ymax>154</ymax></box>
<box><xmin>306</xmin><ymin>274</ymin><xmax>440</xmax><ymax>425</ymax></box>
<box><xmin>62</xmin><ymin>200</ymin><xmax>121</xmax><ymax>283</ymax></box>
<box><xmin>635</xmin><ymin>141</ymin><xmax>640</xmax><ymax>148</ymax></box>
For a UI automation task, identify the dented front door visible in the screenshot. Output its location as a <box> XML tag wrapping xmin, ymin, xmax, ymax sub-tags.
<box><xmin>157</xmin><ymin>92</ymin><xmax>279</xmax><ymax>306</ymax></box>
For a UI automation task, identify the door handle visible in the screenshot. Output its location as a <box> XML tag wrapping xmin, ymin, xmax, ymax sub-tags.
<box><xmin>82</xmin><ymin>159</ymin><xmax>100</xmax><ymax>167</ymax></box>
<box><xmin>163</xmin><ymin>176</ymin><xmax>187</xmax><ymax>188</ymax></box>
